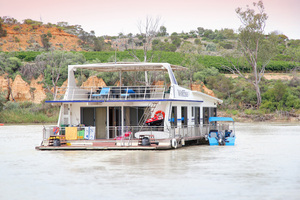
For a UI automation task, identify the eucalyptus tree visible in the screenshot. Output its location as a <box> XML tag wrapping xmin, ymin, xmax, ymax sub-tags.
<box><xmin>223</xmin><ymin>0</ymin><xmax>278</xmax><ymax>107</ymax></box>
<box><xmin>124</xmin><ymin>16</ymin><xmax>161</xmax><ymax>62</ymax></box>
<box><xmin>35</xmin><ymin>51</ymin><xmax>85</xmax><ymax>99</ymax></box>
<box><xmin>0</xmin><ymin>53</ymin><xmax>22</xmax><ymax>101</ymax></box>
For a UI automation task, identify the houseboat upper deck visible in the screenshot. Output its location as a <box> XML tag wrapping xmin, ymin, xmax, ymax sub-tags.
<box><xmin>36</xmin><ymin>62</ymin><xmax>223</xmax><ymax>150</ymax></box>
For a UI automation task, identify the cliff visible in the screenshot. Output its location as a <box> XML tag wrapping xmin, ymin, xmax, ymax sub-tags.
<box><xmin>0</xmin><ymin>24</ymin><xmax>82</xmax><ymax>51</ymax></box>
<box><xmin>0</xmin><ymin>74</ymin><xmax>106</xmax><ymax>103</ymax></box>
<box><xmin>191</xmin><ymin>82</ymin><xmax>215</xmax><ymax>97</ymax></box>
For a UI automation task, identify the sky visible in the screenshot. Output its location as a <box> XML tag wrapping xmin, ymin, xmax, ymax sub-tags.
<box><xmin>0</xmin><ymin>0</ymin><xmax>299</xmax><ymax>39</ymax></box>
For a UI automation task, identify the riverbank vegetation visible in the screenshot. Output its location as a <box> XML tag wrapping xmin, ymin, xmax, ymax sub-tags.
<box><xmin>0</xmin><ymin>100</ymin><xmax>59</xmax><ymax>123</ymax></box>
<box><xmin>0</xmin><ymin>49</ymin><xmax>299</xmax><ymax>123</ymax></box>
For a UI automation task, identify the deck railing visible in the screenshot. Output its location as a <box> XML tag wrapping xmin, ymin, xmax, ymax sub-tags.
<box><xmin>42</xmin><ymin>124</ymin><xmax>210</xmax><ymax>141</ymax></box>
<box><xmin>53</xmin><ymin>86</ymin><xmax>167</xmax><ymax>101</ymax></box>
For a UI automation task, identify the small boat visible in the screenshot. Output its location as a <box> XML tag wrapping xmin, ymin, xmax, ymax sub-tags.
<box><xmin>0</xmin><ymin>123</ymin><xmax>4</xmax><ymax>126</ymax></box>
<box><xmin>207</xmin><ymin>117</ymin><xmax>236</xmax><ymax>146</ymax></box>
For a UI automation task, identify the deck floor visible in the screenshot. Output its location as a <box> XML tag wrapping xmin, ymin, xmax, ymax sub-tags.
<box><xmin>36</xmin><ymin>136</ymin><xmax>206</xmax><ymax>151</ymax></box>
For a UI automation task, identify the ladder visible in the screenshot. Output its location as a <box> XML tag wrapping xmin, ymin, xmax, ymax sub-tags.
<box><xmin>138</xmin><ymin>102</ymin><xmax>158</xmax><ymax>131</ymax></box>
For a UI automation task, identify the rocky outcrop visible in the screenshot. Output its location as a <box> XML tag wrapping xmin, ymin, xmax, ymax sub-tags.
<box><xmin>10</xmin><ymin>75</ymin><xmax>31</xmax><ymax>102</ymax></box>
<box><xmin>81</xmin><ymin>76</ymin><xmax>106</xmax><ymax>88</ymax></box>
<box><xmin>1</xmin><ymin>74</ymin><xmax>46</xmax><ymax>103</ymax></box>
<box><xmin>29</xmin><ymin>75</ymin><xmax>47</xmax><ymax>104</ymax></box>
<box><xmin>191</xmin><ymin>82</ymin><xmax>215</xmax><ymax>97</ymax></box>
<box><xmin>0</xmin><ymin>74</ymin><xmax>12</xmax><ymax>99</ymax></box>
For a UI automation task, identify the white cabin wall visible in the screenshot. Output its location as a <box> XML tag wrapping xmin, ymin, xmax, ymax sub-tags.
<box><xmin>70</xmin><ymin>103</ymin><xmax>82</xmax><ymax>126</ymax></box>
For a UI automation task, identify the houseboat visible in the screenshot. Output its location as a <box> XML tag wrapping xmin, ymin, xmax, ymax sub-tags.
<box><xmin>36</xmin><ymin>62</ymin><xmax>223</xmax><ymax>150</ymax></box>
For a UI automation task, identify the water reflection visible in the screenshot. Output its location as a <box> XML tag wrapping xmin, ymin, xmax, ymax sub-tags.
<box><xmin>0</xmin><ymin>123</ymin><xmax>300</xmax><ymax>200</ymax></box>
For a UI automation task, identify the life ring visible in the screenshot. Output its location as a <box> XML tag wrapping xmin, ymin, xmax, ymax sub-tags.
<box><xmin>53</xmin><ymin>127</ymin><xmax>59</xmax><ymax>135</ymax></box>
<box><xmin>154</xmin><ymin>110</ymin><xmax>165</xmax><ymax>118</ymax></box>
<box><xmin>171</xmin><ymin>138</ymin><xmax>178</xmax><ymax>149</ymax></box>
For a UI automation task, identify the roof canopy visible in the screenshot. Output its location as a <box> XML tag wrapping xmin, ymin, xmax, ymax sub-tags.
<box><xmin>69</xmin><ymin>62</ymin><xmax>187</xmax><ymax>72</ymax></box>
<box><xmin>209</xmin><ymin>117</ymin><xmax>234</xmax><ymax>122</ymax></box>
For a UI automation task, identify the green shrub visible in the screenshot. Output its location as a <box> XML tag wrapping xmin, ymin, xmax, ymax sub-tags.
<box><xmin>194</xmin><ymin>38</ymin><xmax>201</xmax><ymax>45</ymax></box>
<box><xmin>13</xmin><ymin>25</ymin><xmax>21</xmax><ymax>31</ymax></box>
<box><xmin>206</xmin><ymin>43</ymin><xmax>216</xmax><ymax>51</ymax></box>
<box><xmin>14</xmin><ymin>36</ymin><xmax>20</xmax><ymax>43</ymax></box>
<box><xmin>226</xmin><ymin>109</ymin><xmax>238</xmax><ymax>115</ymax></box>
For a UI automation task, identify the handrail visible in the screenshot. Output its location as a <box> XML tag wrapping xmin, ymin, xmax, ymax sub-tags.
<box><xmin>52</xmin><ymin>85</ymin><xmax>166</xmax><ymax>101</ymax></box>
<box><xmin>42</xmin><ymin>124</ymin><xmax>211</xmax><ymax>141</ymax></box>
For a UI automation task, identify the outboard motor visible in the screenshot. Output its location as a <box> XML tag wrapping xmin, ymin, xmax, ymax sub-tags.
<box><xmin>218</xmin><ymin>132</ymin><xmax>225</xmax><ymax>145</ymax></box>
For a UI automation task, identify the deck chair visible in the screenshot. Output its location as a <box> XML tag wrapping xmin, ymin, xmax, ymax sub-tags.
<box><xmin>121</xmin><ymin>88</ymin><xmax>135</xmax><ymax>98</ymax></box>
<box><xmin>92</xmin><ymin>87</ymin><xmax>110</xmax><ymax>99</ymax></box>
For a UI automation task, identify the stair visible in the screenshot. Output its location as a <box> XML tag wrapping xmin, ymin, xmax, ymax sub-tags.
<box><xmin>138</xmin><ymin>102</ymin><xmax>158</xmax><ymax>131</ymax></box>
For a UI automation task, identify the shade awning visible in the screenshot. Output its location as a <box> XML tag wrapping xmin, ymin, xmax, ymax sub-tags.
<box><xmin>70</xmin><ymin>62</ymin><xmax>187</xmax><ymax>72</ymax></box>
<box><xmin>209</xmin><ymin>117</ymin><xmax>234</xmax><ymax>122</ymax></box>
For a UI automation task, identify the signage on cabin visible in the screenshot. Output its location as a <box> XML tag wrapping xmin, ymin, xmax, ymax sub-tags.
<box><xmin>177</xmin><ymin>89</ymin><xmax>189</xmax><ymax>97</ymax></box>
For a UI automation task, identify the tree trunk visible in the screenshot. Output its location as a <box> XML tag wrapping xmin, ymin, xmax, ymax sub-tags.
<box><xmin>53</xmin><ymin>85</ymin><xmax>57</xmax><ymax>100</ymax></box>
<box><xmin>254</xmin><ymin>83</ymin><xmax>262</xmax><ymax>107</ymax></box>
<box><xmin>7</xmin><ymin>77</ymin><xmax>15</xmax><ymax>102</ymax></box>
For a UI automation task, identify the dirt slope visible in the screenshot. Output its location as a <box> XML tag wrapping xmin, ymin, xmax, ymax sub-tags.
<box><xmin>0</xmin><ymin>24</ymin><xmax>82</xmax><ymax>51</ymax></box>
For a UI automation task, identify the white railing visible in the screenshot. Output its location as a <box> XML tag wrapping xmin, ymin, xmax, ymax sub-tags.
<box><xmin>42</xmin><ymin>124</ymin><xmax>211</xmax><ymax>141</ymax></box>
<box><xmin>53</xmin><ymin>86</ymin><xmax>167</xmax><ymax>101</ymax></box>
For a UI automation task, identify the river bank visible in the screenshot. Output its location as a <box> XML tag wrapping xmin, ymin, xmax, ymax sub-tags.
<box><xmin>219</xmin><ymin>110</ymin><xmax>300</xmax><ymax>123</ymax></box>
<box><xmin>1</xmin><ymin>109</ymin><xmax>299</xmax><ymax>124</ymax></box>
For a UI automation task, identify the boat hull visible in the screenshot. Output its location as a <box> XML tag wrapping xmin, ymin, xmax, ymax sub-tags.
<box><xmin>208</xmin><ymin>137</ymin><xmax>219</xmax><ymax>146</ymax></box>
<box><xmin>225</xmin><ymin>137</ymin><xmax>235</xmax><ymax>146</ymax></box>
<box><xmin>208</xmin><ymin>136</ymin><xmax>235</xmax><ymax>146</ymax></box>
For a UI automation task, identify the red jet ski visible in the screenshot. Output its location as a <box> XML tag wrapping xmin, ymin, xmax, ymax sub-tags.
<box><xmin>146</xmin><ymin>111</ymin><xmax>165</xmax><ymax>126</ymax></box>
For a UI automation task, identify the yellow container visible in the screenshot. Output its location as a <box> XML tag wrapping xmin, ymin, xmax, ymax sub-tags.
<box><xmin>65</xmin><ymin>127</ymin><xmax>78</xmax><ymax>140</ymax></box>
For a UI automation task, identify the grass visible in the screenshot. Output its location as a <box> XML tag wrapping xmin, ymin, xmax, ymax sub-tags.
<box><xmin>0</xmin><ymin>110</ymin><xmax>58</xmax><ymax>123</ymax></box>
<box><xmin>0</xmin><ymin>102</ymin><xmax>59</xmax><ymax>123</ymax></box>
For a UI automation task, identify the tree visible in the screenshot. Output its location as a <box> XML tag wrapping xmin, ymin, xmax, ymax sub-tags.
<box><xmin>0</xmin><ymin>19</ymin><xmax>7</xmax><ymax>38</ymax></box>
<box><xmin>0</xmin><ymin>53</ymin><xmax>22</xmax><ymax>101</ymax></box>
<box><xmin>40</xmin><ymin>33</ymin><xmax>52</xmax><ymax>51</ymax></box>
<box><xmin>157</xmin><ymin>26</ymin><xmax>168</xmax><ymax>37</ymax></box>
<box><xmin>125</xmin><ymin>16</ymin><xmax>161</xmax><ymax>62</ymax></box>
<box><xmin>197</xmin><ymin>27</ymin><xmax>205</xmax><ymax>36</ymax></box>
<box><xmin>223</xmin><ymin>1</ymin><xmax>277</xmax><ymax>107</ymax></box>
<box><xmin>34</xmin><ymin>51</ymin><xmax>85</xmax><ymax>99</ymax></box>
<box><xmin>179</xmin><ymin>43</ymin><xmax>204</xmax><ymax>88</ymax></box>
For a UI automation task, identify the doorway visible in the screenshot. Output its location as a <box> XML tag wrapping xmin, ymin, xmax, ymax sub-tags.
<box><xmin>96</xmin><ymin>107</ymin><xmax>107</xmax><ymax>139</ymax></box>
<box><xmin>81</xmin><ymin>107</ymin><xmax>107</xmax><ymax>139</ymax></box>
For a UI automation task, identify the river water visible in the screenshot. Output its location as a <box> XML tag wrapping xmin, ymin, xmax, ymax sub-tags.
<box><xmin>0</xmin><ymin>123</ymin><xmax>299</xmax><ymax>200</ymax></box>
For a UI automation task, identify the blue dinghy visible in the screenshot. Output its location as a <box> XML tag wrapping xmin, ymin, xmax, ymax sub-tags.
<box><xmin>207</xmin><ymin>117</ymin><xmax>236</xmax><ymax>146</ymax></box>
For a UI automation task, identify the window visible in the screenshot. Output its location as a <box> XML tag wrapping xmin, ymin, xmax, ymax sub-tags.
<box><xmin>181</xmin><ymin>106</ymin><xmax>188</xmax><ymax>127</ymax></box>
<box><xmin>195</xmin><ymin>106</ymin><xmax>200</xmax><ymax>125</ymax></box>
<box><xmin>171</xmin><ymin>106</ymin><xmax>177</xmax><ymax>127</ymax></box>
<box><xmin>203</xmin><ymin>107</ymin><xmax>209</xmax><ymax>124</ymax></box>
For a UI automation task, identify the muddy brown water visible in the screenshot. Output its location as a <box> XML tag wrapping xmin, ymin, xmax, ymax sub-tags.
<box><xmin>0</xmin><ymin>123</ymin><xmax>299</xmax><ymax>200</ymax></box>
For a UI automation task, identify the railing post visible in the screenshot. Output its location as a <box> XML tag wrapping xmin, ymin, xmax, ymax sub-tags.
<box><xmin>90</xmin><ymin>87</ymin><xmax>92</xmax><ymax>101</ymax></box>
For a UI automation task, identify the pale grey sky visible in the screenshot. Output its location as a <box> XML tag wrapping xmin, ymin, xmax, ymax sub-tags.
<box><xmin>1</xmin><ymin>0</ymin><xmax>299</xmax><ymax>39</ymax></box>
